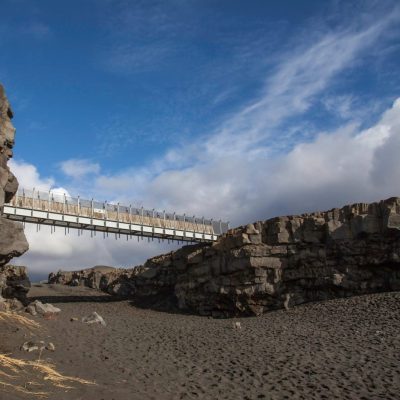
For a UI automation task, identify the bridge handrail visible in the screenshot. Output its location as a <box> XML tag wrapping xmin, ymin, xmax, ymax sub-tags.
<box><xmin>8</xmin><ymin>188</ymin><xmax>229</xmax><ymax>235</ymax></box>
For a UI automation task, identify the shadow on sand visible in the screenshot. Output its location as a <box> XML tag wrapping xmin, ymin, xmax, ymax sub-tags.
<box><xmin>28</xmin><ymin>295</ymin><xmax>125</xmax><ymax>304</ymax></box>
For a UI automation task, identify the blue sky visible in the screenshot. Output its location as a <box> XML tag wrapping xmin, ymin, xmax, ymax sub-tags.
<box><xmin>1</xmin><ymin>0</ymin><xmax>400</xmax><ymax>278</ymax></box>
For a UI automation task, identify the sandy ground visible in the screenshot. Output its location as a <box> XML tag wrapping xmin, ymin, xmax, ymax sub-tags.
<box><xmin>1</xmin><ymin>284</ymin><xmax>400</xmax><ymax>400</ymax></box>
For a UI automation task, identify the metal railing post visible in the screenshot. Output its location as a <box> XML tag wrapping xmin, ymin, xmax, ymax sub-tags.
<box><xmin>32</xmin><ymin>188</ymin><xmax>35</xmax><ymax>213</ymax></box>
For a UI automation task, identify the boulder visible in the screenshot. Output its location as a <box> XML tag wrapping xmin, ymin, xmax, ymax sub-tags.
<box><xmin>0</xmin><ymin>265</ymin><xmax>30</xmax><ymax>304</ymax></box>
<box><xmin>0</xmin><ymin>220</ymin><xmax>28</xmax><ymax>266</ymax></box>
<box><xmin>26</xmin><ymin>300</ymin><xmax>61</xmax><ymax>316</ymax></box>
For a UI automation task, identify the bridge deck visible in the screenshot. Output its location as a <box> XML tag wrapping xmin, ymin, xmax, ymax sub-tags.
<box><xmin>3</xmin><ymin>189</ymin><xmax>228</xmax><ymax>243</ymax></box>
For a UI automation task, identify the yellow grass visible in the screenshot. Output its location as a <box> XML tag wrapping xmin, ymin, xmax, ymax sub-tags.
<box><xmin>0</xmin><ymin>354</ymin><xmax>96</xmax><ymax>397</ymax></box>
<box><xmin>0</xmin><ymin>311</ymin><xmax>40</xmax><ymax>330</ymax></box>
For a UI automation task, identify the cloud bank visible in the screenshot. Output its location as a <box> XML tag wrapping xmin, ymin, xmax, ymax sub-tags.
<box><xmin>13</xmin><ymin>98</ymin><xmax>400</xmax><ymax>280</ymax></box>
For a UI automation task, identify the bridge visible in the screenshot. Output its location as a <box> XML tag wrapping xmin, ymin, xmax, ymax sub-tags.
<box><xmin>3</xmin><ymin>188</ymin><xmax>229</xmax><ymax>243</ymax></box>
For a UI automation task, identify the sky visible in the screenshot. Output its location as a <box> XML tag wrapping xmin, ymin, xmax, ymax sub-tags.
<box><xmin>1</xmin><ymin>0</ymin><xmax>400</xmax><ymax>280</ymax></box>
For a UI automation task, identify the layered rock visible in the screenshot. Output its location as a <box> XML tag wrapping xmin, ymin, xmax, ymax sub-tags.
<box><xmin>170</xmin><ymin>197</ymin><xmax>400</xmax><ymax>316</ymax></box>
<box><xmin>0</xmin><ymin>84</ymin><xmax>29</xmax><ymax>303</ymax></box>
<box><xmin>0</xmin><ymin>265</ymin><xmax>30</xmax><ymax>304</ymax></box>
<box><xmin>49</xmin><ymin>197</ymin><xmax>400</xmax><ymax>317</ymax></box>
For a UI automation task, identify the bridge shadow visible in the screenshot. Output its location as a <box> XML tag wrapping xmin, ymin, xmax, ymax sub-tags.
<box><xmin>127</xmin><ymin>295</ymin><xmax>193</xmax><ymax>316</ymax></box>
<box><xmin>28</xmin><ymin>294</ymin><xmax>125</xmax><ymax>304</ymax></box>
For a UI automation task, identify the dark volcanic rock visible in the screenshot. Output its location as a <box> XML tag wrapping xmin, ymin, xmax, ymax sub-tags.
<box><xmin>0</xmin><ymin>84</ymin><xmax>29</xmax><ymax>301</ymax></box>
<box><xmin>49</xmin><ymin>197</ymin><xmax>400</xmax><ymax>317</ymax></box>
<box><xmin>48</xmin><ymin>266</ymin><xmax>137</xmax><ymax>297</ymax></box>
<box><xmin>0</xmin><ymin>265</ymin><xmax>30</xmax><ymax>304</ymax></box>
<box><xmin>0</xmin><ymin>218</ymin><xmax>29</xmax><ymax>265</ymax></box>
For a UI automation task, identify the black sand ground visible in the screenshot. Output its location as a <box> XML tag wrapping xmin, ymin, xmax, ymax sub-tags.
<box><xmin>1</xmin><ymin>284</ymin><xmax>400</xmax><ymax>400</ymax></box>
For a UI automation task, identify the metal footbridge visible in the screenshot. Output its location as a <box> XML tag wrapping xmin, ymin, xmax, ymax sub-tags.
<box><xmin>3</xmin><ymin>188</ymin><xmax>229</xmax><ymax>243</ymax></box>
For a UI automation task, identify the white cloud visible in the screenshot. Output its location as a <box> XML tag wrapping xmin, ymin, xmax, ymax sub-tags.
<box><xmin>9</xmin><ymin>159</ymin><xmax>54</xmax><ymax>191</ymax></box>
<box><xmin>92</xmin><ymin>97</ymin><xmax>400</xmax><ymax>226</ymax></box>
<box><xmin>60</xmin><ymin>159</ymin><xmax>101</xmax><ymax>180</ymax></box>
<box><xmin>15</xmin><ymin>224</ymin><xmax>180</xmax><ymax>281</ymax></box>
<box><xmin>9</xmin><ymin>159</ymin><xmax>70</xmax><ymax>197</ymax></box>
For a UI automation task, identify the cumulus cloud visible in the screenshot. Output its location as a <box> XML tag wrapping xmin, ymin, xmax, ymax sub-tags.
<box><xmin>9</xmin><ymin>159</ymin><xmax>54</xmax><ymax>191</ymax></box>
<box><xmin>60</xmin><ymin>159</ymin><xmax>101</xmax><ymax>180</ymax></box>
<box><xmin>9</xmin><ymin>159</ymin><xmax>70</xmax><ymax>197</ymax></box>
<box><xmin>13</xmin><ymin>99</ymin><xmax>400</xmax><ymax>280</ymax></box>
<box><xmin>115</xmin><ymin>98</ymin><xmax>400</xmax><ymax>225</ymax></box>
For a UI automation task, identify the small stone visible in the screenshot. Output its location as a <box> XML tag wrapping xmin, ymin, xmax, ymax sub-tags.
<box><xmin>26</xmin><ymin>304</ymin><xmax>37</xmax><ymax>316</ymax></box>
<box><xmin>233</xmin><ymin>321</ymin><xmax>241</xmax><ymax>330</ymax></box>
<box><xmin>21</xmin><ymin>341</ymin><xmax>39</xmax><ymax>352</ymax></box>
<box><xmin>284</xmin><ymin>293</ymin><xmax>291</xmax><ymax>311</ymax></box>
<box><xmin>70</xmin><ymin>317</ymin><xmax>78</xmax><ymax>322</ymax></box>
<box><xmin>82</xmin><ymin>311</ymin><xmax>106</xmax><ymax>326</ymax></box>
<box><xmin>46</xmin><ymin>342</ymin><xmax>55</xmax><ymax>351</ymax></box>
<box><xmin>333</xmin><ymin>273</ymin><xmax>344</xmax><ymax>286</ymax></box>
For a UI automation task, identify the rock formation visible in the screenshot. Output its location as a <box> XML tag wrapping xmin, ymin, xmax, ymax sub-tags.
<box><xmin>49</xmin><ymin>197</ymin><xmax>400</xmax><ymax>317</ymax></box>
<box><xmin>0</xmin><ymin>84</ymin><xmax>29</xmax><ymax>305</ymax></box>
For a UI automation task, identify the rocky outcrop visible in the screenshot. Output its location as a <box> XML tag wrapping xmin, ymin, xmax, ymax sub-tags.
<box><xmin>49</xmin><ymin>197</ymin><xmax>400</xmax><ymax>317</ymax></box>
<box><xmin>48</xmin><ymin>265</ymin><xmax>137</xmax><ymax>297</ymax></box>
<box><xmin>169</xmin><ymin>197</ymin><xmax>400</xmax><ymax>316</ymax></box>
<box><xmin>0</xmin><ymin>265</ymin><xmax>30</xmax><ymax>305</ymax></box>
<box><xmin>0</xmin><ymin>84</ymin><xmax>29</xmax><ymax>303</ymax></box>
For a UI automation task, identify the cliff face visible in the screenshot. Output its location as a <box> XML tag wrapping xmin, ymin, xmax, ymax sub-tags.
<box><xmin>49</xmin><ymin>197</ymin><xmax>400</xmax><ymax>317</ymax></box>
<box><xmin>0</xmin><ymin>84</ymin><xmax>29</xmax><ymax>304</ymax></box>
<box><xmin>170</xmin><ymin>197</ymin><xmax>400</xmax><ymax>316</ymax></box>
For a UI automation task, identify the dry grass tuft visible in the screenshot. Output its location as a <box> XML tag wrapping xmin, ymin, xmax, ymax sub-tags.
<box><xmin>0</xmin><ymin>311</ymin><xmax>40</xmax><ymax>330</ymax></box>
<box><xmin>0</xmin><ymin>311</ymin><xmax>95</xmax><ymax>397</ymax></box>
<box><xmin>0</xmin><ymin>354</ymin><xmax>96</xmax><ymax>397</ymax></box>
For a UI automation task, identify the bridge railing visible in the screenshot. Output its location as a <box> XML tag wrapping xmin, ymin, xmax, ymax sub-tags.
<box><xmin>8</xmin><ymin>188</ymin><xmax>229</xmax><ymax>235</ymax></box>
